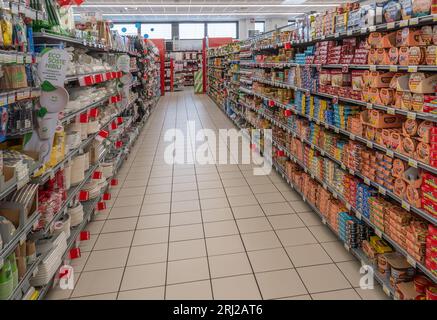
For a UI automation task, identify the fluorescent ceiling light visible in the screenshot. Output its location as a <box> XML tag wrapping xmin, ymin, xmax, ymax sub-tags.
<box><xmin>77</xmin><ymin>3</ymin><xmax>339</xmax><ymax>8</ymax></box>
<box><xmin>74</xmin><ymin>13</ymin><xmax>301</xmax><ymax>16</ymax></box>
<box><xmin>282</xmin><ymin>0</ymin><xmax>308</xmax><ymax>3</ymax></box>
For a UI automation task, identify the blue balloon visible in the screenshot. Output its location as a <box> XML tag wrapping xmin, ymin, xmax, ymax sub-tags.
<box><xmin>109</xmin><ymin>23</ymin><xmax>114</xmax><ymax>29</ymax></box>
<box><xmin>121</xmin><ymin>27</ymin><xmax>127</xmax><ymax>33</ymax></box>
<box><xmin>150</xmin><ymin>28</ymin><xmax>154</xmax><ymax>32</ymax></box>
<box><xmin>135</xmin><ymin>22</ymin><xmax>141</xmax><ymax>28</ymax></box>
<box><xmin>144</xmin><ymin>34</ymin><xmax>149</xmax><ymax>39</ymax></box>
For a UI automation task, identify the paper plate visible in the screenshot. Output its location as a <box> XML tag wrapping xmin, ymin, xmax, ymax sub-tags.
<box><xmin>40</xmin><ymin>87</ymin><xmax>69</xmax><ymax>113</ymax></box>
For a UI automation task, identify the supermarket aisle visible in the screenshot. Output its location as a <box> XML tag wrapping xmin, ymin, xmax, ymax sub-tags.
<box><xmin>47</xmin><ymin>90</ymin><xmax>388</xmax><ymax>300</ymax></box>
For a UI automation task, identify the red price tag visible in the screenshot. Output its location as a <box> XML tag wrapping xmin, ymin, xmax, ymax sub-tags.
<box><xmin>284</xmin><ymin>109</ymin><xmax>292</xmax><ymax>117</ymax></box>
<box><xmin>103</xmin><ymin>193</ymin><xmax>111</xmax><ymax>201</ymax></box>
<box><xmin>268</xmin><ymin>100</ymin><xmax>275</xmax><ymax>107</ymax></box>
<box><xmin>79</xmin><ymin>190</ymin><xmax>89</xmax><ymax>201</ymax></box>
<box><xmin>117</xmin><ymin>71</ymin><xmax>123</xmax><ymax>78</ymax></box>
<box><xmin>277</xmin><ymin>150</ymin><xmax>285</xmax><ymax>157</ymax></box>
<box><xmin>111</xmin><ymin>72</ymin><xmax>117</xmax><ymax>79</ymax></box>
<box><xmin>80</xmin><ymin>231</ymin><xmax>90</xmax><ymax>241</ymax></box>
<box><xmin>117</xmin><ymin>117</ymin><xmax>123</xmax><ymax>124</ymax></box>
<box><xmin>284</xmin><ymin>42</ymin><xmax>291</xmax><ymax>50</ymax></box>
<box><xmin>98</xmin><ymin>130</ymin><xmax>109</xmax><ymax>139</ymax></box>
<box><xmin>79</xmin><ymin>113</ymin><xmax>89</xmax><ymax>123</ymax></box>
<box><xmin>89</xmin><ymin>108</ymin><xmax>99</xmax><ymax>117</ymax></box>
<box><xmin>97</xmin><ymin>202</ymin><xmax>106</xmax><ymax>211</ymax></box>
<box><xmin>111</xmin><ymin>121</ymin><xmax>118</xmax><ymax>130</ymax></box>
<box><xmin>94</xmin><ymin>74</ymin><xmax>104</xmax><ymax>83</ymax></box>
<box><xmin>79</xmin><ymin>75</ymin><xmax>94</xmax><ymax>86</ymax></box>
<box><xmin>69</xmin><ymin>247</ymin><xmax>81</xmax><ymax>259</ymax></box>
<box><xmin>106</xmin><ymin>72</ymin><xmax>112</xmax><ymax>80</ymax></box>
<box><xmin>110</xmin><ymin>178</ymin><xmax>118</xmax><ymax>186</ymax></box>
<box><xmin>110</xmin><ymin>96</ymin><xmax>118</xmax><ymax>103</ymax></box>
<box><xmin>92</xmin><ymin>171</ymin><xmax>102</xmax><ymax>179</ymax></box>
<box><xmin>115</xmin><ymin>141</ymin><xmax>123</xmax><ymax>148</ymax></box>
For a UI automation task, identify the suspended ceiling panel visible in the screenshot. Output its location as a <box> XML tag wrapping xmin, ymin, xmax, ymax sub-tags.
<box><xmin>73</xmin><ymin>0</ymin><xmax>352</xmax><ymax>22</ymax></box>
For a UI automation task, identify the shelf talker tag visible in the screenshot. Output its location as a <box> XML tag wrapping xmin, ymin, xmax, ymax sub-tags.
<box><xmin>80</xmin><ymin>231</ymin><xmax>90</xmax><ymax>241</ymax></box>
<box><xmin>69</xmin><ymin>247</ymin><xmax>81</xmax><ymax>260</ymax></box>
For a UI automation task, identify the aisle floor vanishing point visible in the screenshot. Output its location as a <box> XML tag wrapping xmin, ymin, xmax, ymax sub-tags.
<box><xmin>47</xmin><ymin>89</ymin><xmax>389</xmax><ymax>300</ymax></box>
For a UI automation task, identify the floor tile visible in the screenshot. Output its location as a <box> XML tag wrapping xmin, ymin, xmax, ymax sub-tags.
<box><xmin>206</xmin><ymin>235</ymin><xmax>245</xmax><ymax>256</ymax></box>
<box><xmin>288</xmin><ymin>200</ymin><xmax>313</xmax><ymax>213</ymax></box>
<box><xmin>221</xmin><ymin>178</ymin><xmax>248</xmax><ymax>188</ymax></box>
<box><xmin>276</xmin><ymin>227</ymin><xmax>318</xmax><ymax>247</ymax></box>
<box><xmin>148</xmin><ymin>176</ymin><xmax>173</xmax><ymax>186</ymax></box>
<box><xmin>268</xmin><ymin>214</ymin><xmax>305</xmax><ymax>230</ymax></box>
<box><xmin>297</xmin><ymin>211</ymin><xmax>323</xmax><ymax>227</ymax></box>
<box><xmin>308</xmin><ymin>226</ymin><xmax>338</xmax><ymax>243</ymax></box>
<box><xmin>355</xmin><ymin>285</ymin><xmax>390</xmax><ymax>300</ymax></box>
<box><xmin>236</xmin><ymin>217</ymin><xmax>272</xmax><ymax>234</ymax></box>
<box><xmin>166</xmin><ymin>257</ymin><xmax>210</xmax><ymax>285</ymax></box>
<box><xmin>132</xmin><ymin>227</ymin><xmax>169</xmax><ymax>246</ymax></box>
<box><xmin>209</xmin><ymin>253</ymin><xmax>252</xmax><ymax>278</ymax></box>
<box><xmin>321</xmin><ymin>241</ymin><xmax>355</xmax><ymax>263</ymax></box>
<box><xmin>170</xmin><ymin>224</ymin><xmax>204</xmax><ymax>242</ymax></box>
<box><xmin>336</xmin><ymin>260</ymin><xmax>364</xmax><ymax>288</ymax></box>
<box><xmin>311</xmin><ymin>288</ymin><xmax>361</xmax><ymax>300</ymax></box>
<box><xmin>256</xmin><ymin>269</ymin><xmax>307</xmax><ymax>299</ymax></box>
<box><xmin>141</xmin><ymin>202</ymin><xmax>171</xmax><ymax>216</ymax></box>
<box><xmin>127</xmin><ymin>243</ymin><xmax>168</xmax><ymax>266</ymax></box>
<box><xmin>72</xmin><ymin>268</ymin><xmax>124</xmax><ymax>298</ymax></box>
<box><xmin>232</xmin><ymin>205</ymin><xmax>264</xmax><ymax>219</ymax></box>
<box><xmin>84</xmin><ymin>248</ymin><xmax>129</xmax><ymax>271</ymax></box>
<box><xmin>197</xmin><ymin>180</ymin><xmax>223</xmax><ymax>189</ymax></box>
<box><xmin>255</xmin><ymin>192</ymin><xmax>286</xmax><ymax>204</ymax></box>
<box><xmin>172</xmin><ymin>190</ymin><xmax>199</xmax><ymax>202</ymax></box>
<box><xmin>123</xmin><ymin>179</ymin><xmax>148</xmax><ymax>188</ymax></box>
<box><xmin>170</xmin><ymin>211</ymin><xmax>202</xmax><ymax>226</ymax></box>
<box><xmin>86</xmin><ymin>221</ymin><xmax>105</xmax><ymax>235</ymax></box>
<box><xmin>250</xmin><ymin>183</ymin><xmax>278</xmax><ymax>194</ymax></box>
<box><xmin>241</xmin><ymin>231</ymin><xmax>282</xmax><ymax>251</ymax></box>
<box><xmin>200</xmin><ymin>197</ymin><xmax>229</xmax><ymax>210</ymax></box>
<box><xmin>296</xmin><ymin>264</ymin><xmax>351</xmax><ymax>293</ymax></box>
<box><xmin>202</xmin><ymin>207</ymin><xmax>234</xmax><ymax>222</ymax></box>
<box><xmin>168</xmin><ymin>239</ymin><xmax>206</xmax><ymax>261</ymax></box>
<box><xmin>173</xmin><ymin>182</ymin><xmax>198</xmax><ymax>192</ymax></box>
<box><xmin>94</xmin><ymin>231</ymin><xmax>134</xmax><ymax>251</ymax></box>
<box><xmin>118</xmin><ymin>287</ymin><xmax>165</xmax><ymax>300</ymax></box>
<box><xmin>204</xmin><ymin>220</ymin><xmax>239</xmax><ymax>237</ymax></box>
<box><xmin>247</xmin><ymin>248</ymin><xmax>293</xmax><ymax>273</ymax></box>
<box><xmin>199</xmin><ymin>188</ymin><xmax>226</xmax><ymax>200</ymax></box>
<box><xmin>109</xmin><ymin>205</ymin><xmax>141</xmax><ymax>219</ymax></box>
<box><xmin>146</xmin><ymin>184</ymin><xmax>172</xmax><ymax>194</ymax></box>
<box><xmin>121</xmin><ymin>263</ymin><xmax>167</xmax><ymax>291</ymax></box>
<box><xmin>102</xmin><ymin>217</ymin><xmax>138</xmax><ymax>233</ymax></box>
<box><xmin>285</xmin><ymin>244</ymin><xmax>333</xmax><ymax>267</ymax></box>
<box><xmin>228</xmin><ymin>194</ymin><xmax>258</xmax><ymax>207</ymax></box>
<box><xmin>171</xmin><ymin>200</ymin><xmax>200</xmax><ymax>213</ymax></box>
<box><xmin>224</xmin><ymin>186</ymin><xmax>253</xmax><ymax>197</ymax></box>
<box><xmin>166</xmin><ymin>280</ymin><xmax>213</xmax><ymax>300</ymax></box>
<box><xmin>196</xmin><ymin>173</ymin><xmax>220</xmax><ymax>182</ymax></box>
<box><xmin>71</xmin><ymin>293</ymin><xmax>118</xmax><ymax>300</ymax></box>
<box><xmin>143</xmin><ymin>193</ymin><xmax>172</xmax><ymax>204</ymax></box>
<box><xmin>212</xmin><ymin>274</ymin><xmax>261</xmax><ymax>300</ymax></box>
<box><xmin>136</xmin><ymin>214</ymin><xmax>170</xmax><ymax>229</ymax></box>
<box><xmin>261</xmin><ymin>202</ymin><xmax>294</xmax><ymax>216</ymax></box>
<box><xmin>70</xmin><ymin>252</ymin><xmax>90</xmax><ymax>273</ymax></box>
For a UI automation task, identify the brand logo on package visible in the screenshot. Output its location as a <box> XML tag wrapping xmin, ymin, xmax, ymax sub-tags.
<box><xmin>37</xmin><ymin>48</ymin><xmax>69</xmax><ymax>87</ymax></box>
<box><xmin>59</xmin><ymin>265</ymin><xmax>75</xmax><ymax>290</ymax></box>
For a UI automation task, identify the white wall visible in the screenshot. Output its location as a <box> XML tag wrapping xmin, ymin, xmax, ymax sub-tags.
<box><xmin>238</xmin><ymin>19</ymin><xmax>255</xmax><ymax>40</ymax></box>
<box><xmin>265</xmin><ymin>18</ymin><xmax>289</xmax><ymax>33</ymax></box>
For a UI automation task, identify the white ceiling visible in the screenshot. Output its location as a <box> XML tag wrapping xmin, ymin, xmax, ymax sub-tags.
<box><xmin>73</xmin><ymin>0</ymin><xmax>351</xmax><ymax>22</ymax></box>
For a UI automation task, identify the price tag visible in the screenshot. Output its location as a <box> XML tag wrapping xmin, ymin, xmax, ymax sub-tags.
<box><xmin>389</xmin><ymin>65</ymin><xmax>398</xmax><ymax>72</ymax></box>
<box><xmin>7</xmin><ymin>94</ymin><xmax>16</xmax><ymax>104</ymax></box>
<box><xmin>375</xmin><ymin>228</ymin><xmax>383</xmax><ymax>238</ymax></box>
<box><xmin>341</xmin><ymin>163</ymin><xmax>346</xmax><ymax>170</ymax></box>
<box><xmin>406</xmin><ymin>255</ymin><xmax>417</xmax><ymax>268</ymax></box>
<box><xmin>321</xmin><ymin>35</ymin><xmax>325</xmax><ymax>40</ymax></box>
<box><xmin>321</xmin><ymin>150</ymin><xmax>325</xmax><ymax>156</ymax></box>
<box><xmin>16</xmin><ymin>55</ymin><xmax>24</xmax><ymax>64</ymax></box>
<box><xmin>366</xmin><ymin>141</ymin><xmax>373</xmax><ymax>149</ymax></box>
<box><xmin>386</xmin><ymin>150</ymin><xmax>394</xmax><ymax>157</ymax></box>
<box><xmin>322</xmin><ymin>218</ymin><xmax>327</xmax><ymax>225</ymax></box>
<box><xmin>0</xmin><ymin>95</ymin><xmax>7</xmax><ymax>107</ymax></box>
<box><xmin>364</xmin><ymin>177</ymin><xmax>371</xmax><ymax>186</ymax></box>
<box><xmin>349</xmin><ymin>169</ymin><xmax>355</xmax><ymax>176</ymax></box>
<box><xmin>406</xmin><ymin>112</ymin><xmax>416</xmax><ymax>120</ymax></box>
<box><xmin>402</xmin><ymin>200</ymin><xmax>411</xmax><ymax>211</ymax></box>
<box><xmin>400</xmin><ymin>20</ymin><xmax>409</xmax><ymax>27</ymax></box>
<box><xmin>387</xmin><ymin>22</ymin><xmax>395</xmax><ymax>29</ymax></box>
<box><xmin>409</xmin><ymin>17</ymin><xmax>419</xmax><ymax>25</ymax></box>
<box><xmin>408</xmin><ymin>159</ymin><xmax>418</xmax><ymax>168</ymax></box>
<box><xmin>344</xmin><ymin>243</ymin><xmax>350</xmax><ymax>252</ymax></box>
<box><xmin>366</xmin><ymin>103</ymin><xmax>373</xmax><ymax>110</ymax></box>
<box><xmin>310</xmin><ymin>144</ymin><xmax>315</xmax><ymax>150</ymax></box>
<box><xmin>369</xmin><ymin>26</ymin><xmax>376</xmax><ymax>32</ymax></box>
<box><xmin>347</xmin><ymin>30</ymin><xmax>353</xmax><ymax>36</ymax></box>
<box><xmin>387</xmin><ymin>107</ymin><xmax>396</xmax><ymax>115</ymax></box>
<box><xmin>356</xmin><ymin>212</ymin><xmax>362</xmax><ymax>220</ymax></box>
<box><xmin>350</xmin><ymin>133</ymin><xmax>355</xmax><ymax>140</ymax></box>
<box><xmin>360</xmin><ymin>27</ymin><xmax>367</xmax><ymax>34</ymax></box>
<box><xmin>311</xmin><ymin>173</ymin><xmax>315</xmax><ymax>179</ymax></box>
<box><xmin>333</xmin><ymin>192</ymin><xmax>338</xmax><ymax>199</ymax></box>
<box><xmin>334</xmin><ymin>33</ymin><xmax>340</xmax><ymax>38</ymax></box>
<box><xmin>325</xmin><ymin>123</ymin><xmax>329</xmax><ymax>129</ymax></box>
<box><xmin>302</xmin><ymin>196</ymin><xmax>306</xmax><ymax>202</ymax></box>
<box><xmin>407</xmin><ymin>66</ymin><xmax>418</xmax><ymax>73</ymax></box>
<box><xmin>20</xmin><ymin>234</ymin><xmax>26</xmax><ymax>245</ymax></box>
<box><xmin>323</xmin><ymin>183</ymin><xmax>327</xmax><ymax>190</ymax></box>
<box><xmin>434</xmin><ymin>14</ymin><xmax>437</xmax><ymax>22</ymax></box>
<box><xmin>11</xmin><ymin>2</ymin><xmax>19</xmax><ymax>14</ymax></box>
<box><xmin>346</xmin><ymin>203</ymin><xmax>351</xmax><ymax>210</ymax></box>
<box><xmin>378</xmin><ymin>186</ymin><xmax>386</xmax><ymax>195</ymax></box>
<box><xmin>383</xmin><ymin>284</ymin><xmax>391</xmax><ymax>296</ymax></box>
<box><xmin>334</xmin><ymin>127</ymin><xmax>339</xmax><ymax>134</ymax></box>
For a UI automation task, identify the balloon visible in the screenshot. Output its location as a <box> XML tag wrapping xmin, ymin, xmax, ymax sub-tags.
<box><xmin>151</xmin><ymin>28</ymin><xmax>154</xmax><ymax>32</ymax></box>
<box><xmin>135</xmin><ymin>22</ymin><xmax>141</xmax><ymax>28</ymax></box>
<box><xmin>144</xmin><ymin>34</ymin><xmax>149</xmax><ymax>39</ymax></box>
<box><xmin>109</xmin><ymin>23</ymin><xmax>114</xmax><ymax>28</ymax></box>
<box><xmin>121</xmin><ymin>27</ymin><xmax>127</xmax><ymax>33</ymax></box>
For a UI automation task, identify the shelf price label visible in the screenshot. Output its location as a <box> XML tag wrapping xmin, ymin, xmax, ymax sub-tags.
<box><xmin>378</xmin><ymin>186</ymin><xmax>386</xmax><ymax>195</ymax></box>
<box><xmin>387</xmin><ymin>108</ymin><xmax>396</xmax><ymax>115</ymax></box>
<box><xmin>406</xmin><ymin>112</ymin><xmax>416</xmax><ymax>120</ymax></box>
<box><xmin>401</xmin><ymin>201</ymin><xmax>411</xmax><ymax>212</ymax></box>
<box><xmin>386</xmin><ymin>150</ymin><xmax>394</xmax><ymax>158</ymax></box>
<box><xmin>409</xmin><ymin>18</ymin><xmax>419</xmax><ymax>25</ymax></box>
<box><xmin>389</xmin><ymin>65</ymin><xmax>398</xmax><ymax>72</ymax></box>
<box><xmin>407</xmin><ymin>66</ymin><xmax>418</xmax><ymax>73</ymax></box>
<box><xmin>400</xmin><ymin>20</ymin><xmax>409</xmax><ymax>27</ymax></box>
<box><xmin>346</xmin><ymin>203</ymin><xmax>351</xmax><ymax>210</ymax></box>
<box><xmin>366</xmin><ymin>141</ymin><xmax>373</xmax><ymax>149</ymax></box>
<box><xmin>366</xmin><ymin>103</ymin><xmax>373</xmax><ymax>110</ymax></box>
<box><xmin>369</xmin><ymin>65</ymin><xmax>377</xmax><ymax>72</ymax></box>
<box><xmin>344</xmin><ymin>243</ymin><xmax>350</xmax><ymax>252</ymax></box>
<box><xmin>383</xmin><ymin>285</ymin><xmax>391</xmax><ymax>297</ymax></box>
<box><xmin>406</xmin><ymin>255</ymin><xmax>417</xmax><ymax>268</ymax></box>
<box><xmin>408</xmin><ymin>159</ymin><xmax>418</xmax><ymax>168</ymax></box>
<box><xmin>375</xmin><ymin>228</ymin><xmax>383</xmax><ymax>238</ymax></box>
<box><xmin>387</xmin><ymin>22</ymin><xmax>396</xmax><ymax>29</ymax></box>
<box><xmin>356</xmin><ymin>212</ymin><xmax>362</xmax><ymax>220</ymax></box>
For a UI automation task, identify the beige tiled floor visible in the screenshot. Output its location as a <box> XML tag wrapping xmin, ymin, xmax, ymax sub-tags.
<box><xmin>46</xmin><ymin>90</ymin><xmax>388</xmax><ymax>300</ymax></box>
